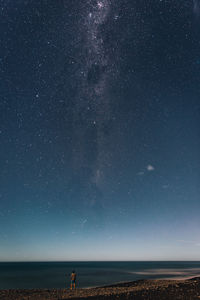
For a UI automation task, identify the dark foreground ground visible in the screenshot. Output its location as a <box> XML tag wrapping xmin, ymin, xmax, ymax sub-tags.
<box><xmin>1</xmin><ymin>277</ymin><xmax>200</xmax><ymax>300</ymax></box>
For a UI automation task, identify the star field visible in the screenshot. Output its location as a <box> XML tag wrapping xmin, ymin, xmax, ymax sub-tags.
<box><xmin>0</xmin><ymin>0</ymin><xmax>200</xmax><ymax>261</ymax></box>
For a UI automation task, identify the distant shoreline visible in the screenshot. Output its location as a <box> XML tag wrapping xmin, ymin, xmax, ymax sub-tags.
<box><xmin>1</xmin><ymin>276</ymin><xmax>200</xmax><ymax>300</ymax></box>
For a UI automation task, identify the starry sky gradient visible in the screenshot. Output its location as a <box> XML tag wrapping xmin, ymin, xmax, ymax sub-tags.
<box><xmin>0</xmin><ymin>0</ymin><xmax>200</xmax><ymax>261</ymax></box>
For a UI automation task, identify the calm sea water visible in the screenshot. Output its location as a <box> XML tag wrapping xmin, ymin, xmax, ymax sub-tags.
<box><xmin>1</xmin><ymin>261</ymin><xmax>200</xmax><ymax>289</ymax></box>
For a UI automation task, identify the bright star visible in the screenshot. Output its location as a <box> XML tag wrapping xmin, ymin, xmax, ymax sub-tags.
<box><xmin>97</xmin><ymin>1</ymin><xmax>104</xmax><ymax>9</ymax></box>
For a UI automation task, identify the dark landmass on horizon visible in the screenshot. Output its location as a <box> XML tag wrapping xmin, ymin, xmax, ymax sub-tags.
<box><xmin>1</xmin><ymin>276</ymin><xmax>200</xmax><ymax>300</ymax></box>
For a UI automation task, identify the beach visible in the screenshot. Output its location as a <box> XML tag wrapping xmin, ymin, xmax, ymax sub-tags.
<box><xmin>1</xmin><ymin>277</ymin><xmax>200</xmax><ymax>300</ymax></box>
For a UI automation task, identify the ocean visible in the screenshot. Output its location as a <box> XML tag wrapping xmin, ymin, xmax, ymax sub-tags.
<box><xmin>1</xmin><ymin>261</ymin><xmax>200</xmax><ymax>289</ymax></box>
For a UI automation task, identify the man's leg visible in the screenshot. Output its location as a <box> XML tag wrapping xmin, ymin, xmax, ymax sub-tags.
<box><xmin>74</xmin><ymin>282</ymin><xmax>76</xmax><ymax>289</ymax></box>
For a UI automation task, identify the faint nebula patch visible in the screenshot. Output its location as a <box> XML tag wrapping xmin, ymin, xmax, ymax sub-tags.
<box><xmin>193</xmin><ymin>0</ymin><xmax>200</xmax><ymax>16</ymax></box>
<box><xmin>147</xmin><ymin>165</ymin><xmax>155</xmax><ymax>171</ymax></box>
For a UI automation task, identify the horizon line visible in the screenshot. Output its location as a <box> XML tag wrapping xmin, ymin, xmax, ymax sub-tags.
<box><xmin>1</xmin><ymin>260</ymin><xmax>200</xmax><ymax>263</ymax></box>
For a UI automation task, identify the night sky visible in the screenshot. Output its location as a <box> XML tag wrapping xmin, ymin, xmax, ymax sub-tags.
<box><xmin>0</xmin><ymin>0</ymin><xmax>200</xmax><ymax>261</ymax></box>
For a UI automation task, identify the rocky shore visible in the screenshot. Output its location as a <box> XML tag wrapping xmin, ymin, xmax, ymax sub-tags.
<box><xmin>1</xmin><ymin>277</ymin><xmax>200</xmax><ymax>300</ymax></box>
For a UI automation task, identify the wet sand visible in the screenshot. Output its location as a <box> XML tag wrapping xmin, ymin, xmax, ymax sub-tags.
<box><xmin>1</xmin><ymin>277</ymin><xmax>200</xmax><ymax>300</ymax></box>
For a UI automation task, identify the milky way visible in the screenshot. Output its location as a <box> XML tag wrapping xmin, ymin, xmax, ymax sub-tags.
<box><xmin>72</xmin><ymin>0</ymin><xmax>117</xmax><ymax>190</ymax></box>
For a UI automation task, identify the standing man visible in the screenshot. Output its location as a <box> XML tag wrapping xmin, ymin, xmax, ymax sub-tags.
<box><xmin>70</xmin><ymin>270</ymin><xmax>76</xmax><ymax>290</ymax></box>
